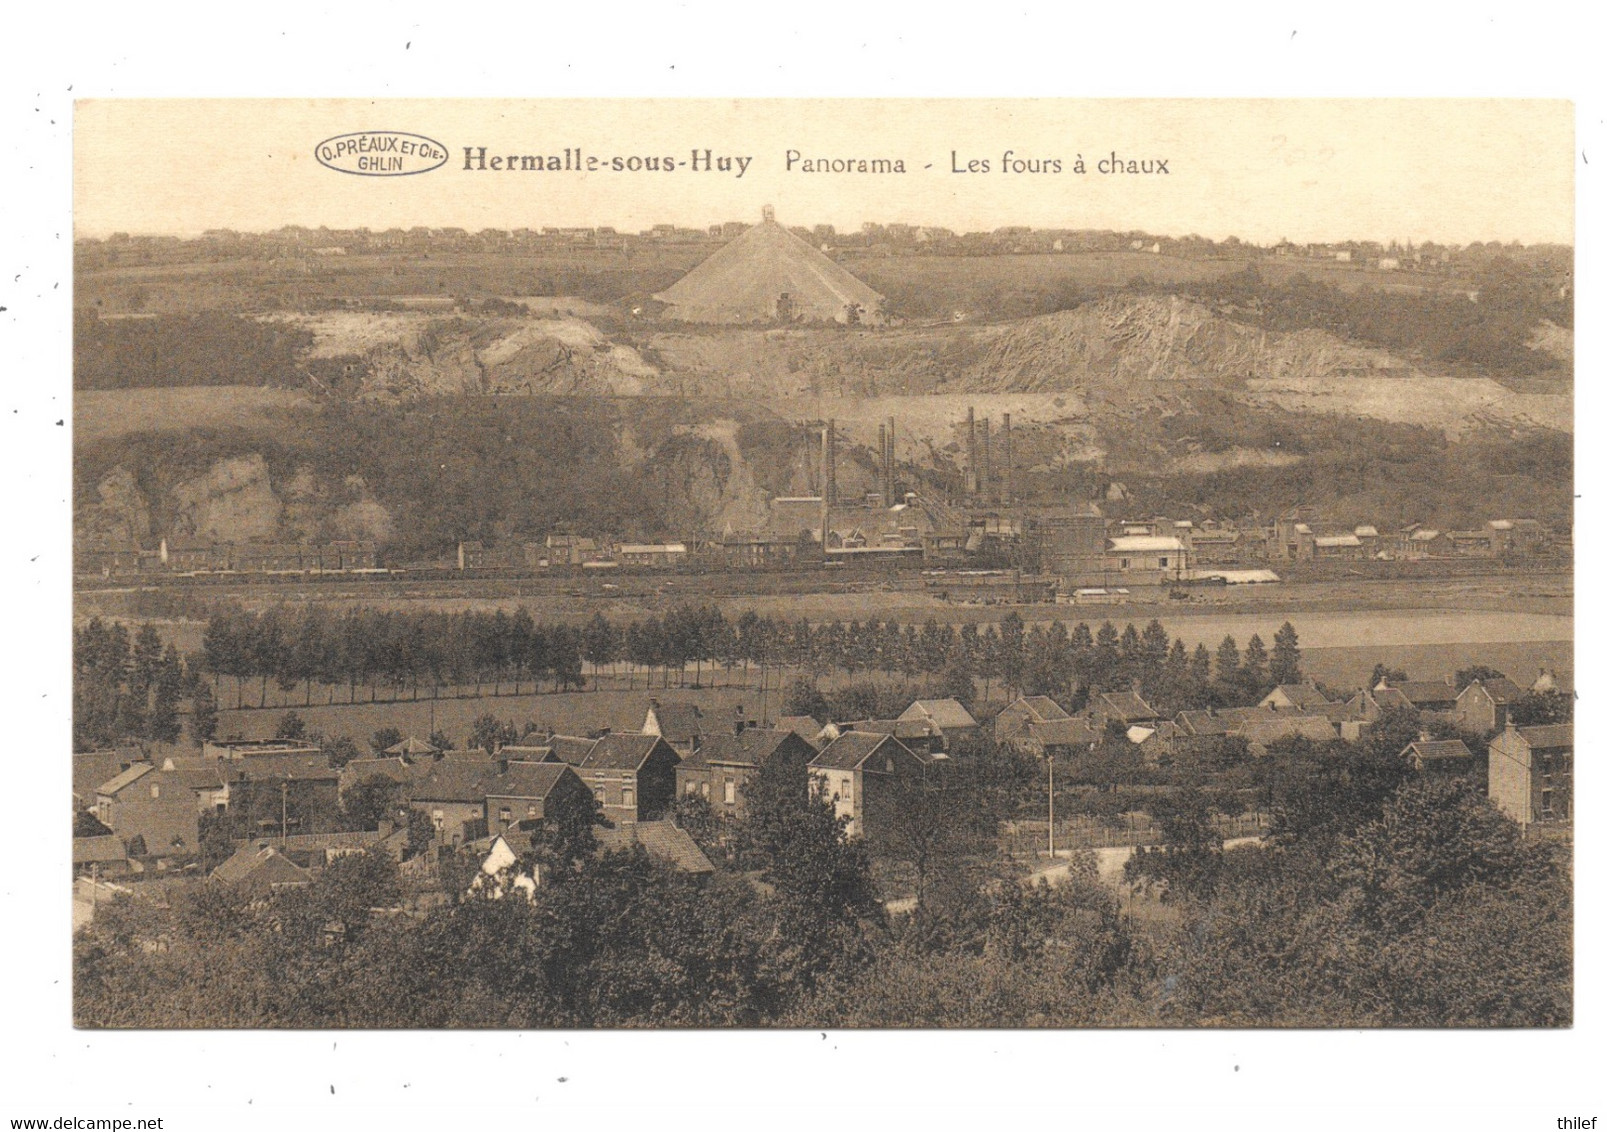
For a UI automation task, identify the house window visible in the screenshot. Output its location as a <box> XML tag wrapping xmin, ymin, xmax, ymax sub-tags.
<box><xmin>499</xmin><ymin>807</ymin><xmax>512</xmax><ymax>824</ymax></box>
<box><xmin>150</xmin><ymin>784</ymin><xmax>160</xmax><ymax>799</ymax></box>
<box><xmin>686</xmin><ymin>781</ymin><xmax>698</xmax><ymax>795</ymax></box>
<box><xmin>594</xmin><ymin>788</ymin><xmax>606</xmax><ymax>804</ymax></box>
<box><xmin>724</xmin><ymin>778</ymin><xmax>736</xmax><ymax>805</ymax></box>
<box><xmin>841</xmin><ymin>778</ymin><xmax>852</xmax><ymax>802</ymax></box>
<box><xmin>1158</xmin><ymin>557</ymin><xmax>1168</xmax><ymax>568</ymax></box>
<box><xmin>527</xmin><ymin>804</ymin><xmax>538</xmax><ymax>819</ymax></box>
<box><xmin>1120</xmin><ymin>558</ymin><xmax>1130</xmax><ymax>569</ymax></box>
<box><xmin>1540</xmin><ymin>789</ymin><xmax>1554</xmax><ymax>818</ymax></box>
<box><xmin>432</xmin><ymin>809</ymin><xmax>444</xmax><ymax>831</ymax></box>
<box><xmin>701</xmin><ymin>782</ymin><xmax>710</xmax><ymax>797</ymax></box>
<box><xmin>621</xmin><ymin>787</ymin><xmax>635</xmax><ymax>810</ymax></box>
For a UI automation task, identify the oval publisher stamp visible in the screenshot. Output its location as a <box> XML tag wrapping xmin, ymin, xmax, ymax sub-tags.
<box><xmin>315</xmin><ymin>131</ymin><xmax>449</xmax><ymax>176</ymax></box>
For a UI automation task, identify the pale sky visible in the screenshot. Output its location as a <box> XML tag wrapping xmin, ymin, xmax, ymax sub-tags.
<box><xmin>75</xmin><ymin>99</ymin><xmax>1573</xmax><ymax>246</ymax></box>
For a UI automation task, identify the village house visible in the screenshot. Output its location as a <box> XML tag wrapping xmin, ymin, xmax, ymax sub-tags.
<box><xmin>993</xmin><ymin>695</ymin><xmax>1071</xmax><ymax>745</ymax></box>
<box><xmin>1125</xmin><ymin>719</ymin><xmax>1183</xmax><ymax>767</ymax></box>
<box><xmin>1376</xmin><ymin>678</ymin><xmax>1461</xmax><ymax>718</ymax></box>
<box><xmin>595</xmin><ymin>822</ymin><xmax>716</xmax><ymax>875</ymax></box>
<box><xmin>408</xmin><ymin>757</ymin><xmax>500</xmax><ymax>846</ymax></box>
<box><xmin>1399</xmin><ymin>738</ymin><xmax>1475</xmax><ymax>774</ymax></box>
<box><xmin>773</xmin><ymin>715</ymin><xmax>826</xmax><ymax>748</ymax></box>
<box><xmin>1487</xmin><ymin>722</ymin><xmax>1572</xmax><ymax>828</ymax></box>
<box><xmin>1238</xmin><ymin>714</ymin><xmax>1340</xmax><ymax>756</ymax></box>
<box><xmin>484</xmin><ymin>761</ymin><xmax>594</xmax><ymax>837</ymax></box>
<box><xmin>1090</xmin><ymin>690</ymin><xmax>1159</xmax><ymax>730</ymax></box>
<box><xmin>675</xmin><ymin>726</ymin><xmax>816</xmax><ymax>817</ymax></box>
<box><xmin>643</xmin><ymin>700</ymin><xmax>705</xmax><ymax>756</ymax></box>
<box><xmin>74</xmin><ymin>746</ymin><xmax>145</xmax><ymax>813</ymax></box>
<box><xmin>1014</xmin><ymin>716</ymin><xmax>1101</xmax><ymax>760</ymax></box>
<box><xmin>233</xmin><ymin>826</ymin><xmax>405</xmax><ymax>871</ymax></box>
<box><xmin>1455</xmin><ymin>676</ymin><xmax>1526</xmax><ymax>734</ymax></box>
<box><xmin>72</xmin><ymin>835</ymin><xmax>132</xmax><ymax>879</ymax></box>
<box><xmin>616</xmin><ymin>543</ymin><xmax>689</xmax><ymax>569</ymax></box>
<box><xmin>896</xmin><ymin>698</ymin><xmax>981</xmax><ymax>749</ymax></box>
<box><xmin>574</xmin><ymin>732</ymin><xmax>681</xmax><ymax>824</ymax></box>
<box><xmin>94</xmin><ymin>764</ymin><xmax>201</xmax><ymax>859</ymax></box>
<box><xmin>210</xmin><ymin>843</ymin><xmax>314</xmax><ymax>894</ymax></box>
<box><xmin>1259</xmin><ymin>684</ymin><xmax>1339</xmax><ymax>713</ymax></box>
<box><xmin>809</xmin><ymin>730</ymin><xmax>936</xmax><ymax>839</ymax></box>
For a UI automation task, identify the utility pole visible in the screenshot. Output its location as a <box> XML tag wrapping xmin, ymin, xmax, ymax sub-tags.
<box><xmin>281</xmin><ymin>780</ymin><xmax>289</xmax><ymax>845</ymax></box>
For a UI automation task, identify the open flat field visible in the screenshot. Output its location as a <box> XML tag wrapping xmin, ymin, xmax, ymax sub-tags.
<box><xmin>74</xmin><ymin>385</ymin><xmax>311</xmax><ymax>445</ymax></box>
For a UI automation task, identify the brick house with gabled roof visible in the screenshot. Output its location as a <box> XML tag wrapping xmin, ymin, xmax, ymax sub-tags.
<box><xmin>1375</xmin><ymin>679</ymin><xmax>1460</xmax><ymax>716</ymax></box>
<box><xmin>578</xmin><ymin>732</ymin><xmax>681</xmax><ymax>824</ymax></box>
<box><xmin>675</xmin><ymin>726</ymin><xmax>816</xmax><ymax>817</ymax></box>
<box><xmin>643</xmin><ymin>700</ymin><xmax>705</xmax><ymax>755</ymax></box>
<box><xmin>408</xmin><ymin>756</ymin><xmax>500</xmax><ymax>845</ymax></box>
<box><xmin>809</xmin><ymin>730</ymin><xmax>935</xmax><ymax>839</ymax></box>
<box><xmin>210</xmin><ymin>844</ymin><xmax>313</xmax><ymax>894</ymax></box>
<box><xmin>1455</xmin><ymin>677</ymin><xmax>1526</xmax><ymax>734</ymax></box>
<box><xmin>484</xmin><ymin>761</ymin><xmax>594</xmax><ymax>837</ymax></box>
<box><xmin>1259</xmin><ymin>684</ymin><xmax>1337</xmax><ymax>713</ymax></box>
<box><xmin>1090</xmin><ymin>690</ymin><xmax>1158</xmax><ymax>729</ymax></box>
<box><xmin>994</xmin><ymin>695</ymin><xmax>1071</xmax><ymax>745</ymax></box>
<box><xmin>897</xmin><ymin>699</ymin><xmax>980</xmax><ymax>747</ymax></box>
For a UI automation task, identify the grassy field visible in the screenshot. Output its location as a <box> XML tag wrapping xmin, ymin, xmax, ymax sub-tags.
<box><xmin>74</xmin><ymin>386</ymin><xmax>312</xmax><ymax>445</ymax></box>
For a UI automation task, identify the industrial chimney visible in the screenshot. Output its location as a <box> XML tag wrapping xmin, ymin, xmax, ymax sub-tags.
<box><xmin>966</xmin><ymin>406</ymin><xmax>978</xmax><ymax>496</ymax></box>
<box><xmin>980</xmin><ymin>417</ymin><xmax>992</xmax><ymax>501</ymax></box>
<box><xmin>825</xmin><ymin>418</ymin><xmax>838</xmax><ymax>507</ymax></box>
<box><xmin>877</xmin><ymin>423</ymin><xmax>887</xmax><ymax>503</ymax></box>
<box><xmin>1002</xmin><ymin>412</ymin><xmax>1013</xmax><ymax>504</ymax></box>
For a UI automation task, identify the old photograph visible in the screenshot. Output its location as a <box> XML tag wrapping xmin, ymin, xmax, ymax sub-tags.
<box><xmin>68</xmin><ymin>97</ymin><xmax>1573</xmax><ymax>1030</ymax></box>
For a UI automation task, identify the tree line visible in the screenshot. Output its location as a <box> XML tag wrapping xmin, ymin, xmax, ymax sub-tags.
<box><xmin>192</xmin><ymin>603</ymin><xmax>1303</xmax><ymax>715</ymax></box>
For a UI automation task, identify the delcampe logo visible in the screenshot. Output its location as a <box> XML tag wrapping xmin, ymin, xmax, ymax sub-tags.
<box><xmin>315</xmin><ymin>131</ymin><xmax>449</xmax><ymax>176</ymax></box>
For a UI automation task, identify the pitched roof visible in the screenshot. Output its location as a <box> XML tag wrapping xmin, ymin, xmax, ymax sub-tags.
<box><xmin>385</xmin><ymin>736</ymin><xmax>441</xmax><ymax>757</ymax></box>
<box><xmin>1240</xmin><ymin>715</ymin><xmax>1338</xmax><ymax>746</ymax></box>
<box><xmin>1095</xmin><ymin>691</ymin><xmax>1156</xmax><ymax>722</ymax></box>
<box><xmin>339</xmin><ymin>757</ymin><xmax>419</xmax><ymax>792</ymax></box>
<box><xmin>1517</xmin><ymin>723</ymin><xmax>1572</xmax><ymax>750</ymax></box>
<box><xmin>1392</xmin><ymin>680</ymin><xmax>1459</xmax><ymax>706</ymax></box>
<box><xmin>1175</xmin><ymin>710</ymin><xmax>1231</xmax><ymax>737</ymax></box>
<box><xmin>1402</xmin><ymin>739</ymin><xmax>1474</xmax><ymax>763</ymax></box>
<box><xmin>550</xmin><ymin>734</ymin><xmax>601</xmax><ymax>766</ymax></box>
<box><xmin>1465</xmin><ymin>677</ymin><xmax>1525</xmax><ymax>704</ymax></box>
<box><xmin>1016</xmin><ymin>695</ymin><xmax>1071</xmax><ymax>723</ymax></box>
<box><xmin>158</xmin><ymin>757</ymin><xmax>226</xmax><ymax>791</ymax></box>
<box><xmin>582</xmin><ymin>732</ymin><xmax>678</xmax><ymax>772</ymax></box>
<box><xmin>774</xmin><ymin>716</ymin><xmax>825</xmax><ymax>745</ymax></box>
<box><xmin>1108</xmin><ymin>535</ymin><xmax>1184</xmax><ymax>552</ymax></box>
<box><xmin>222</xmin><ymin>753</ymin><xmax>338</xmax><ymax>782</ymax></box>
<box><xmin>211</xmin><ymin>844</ymin><xmax>312</xmax><ymax>886</ymax></box>
<box><xmin>73</xmin><ymin>835</ymin><xmax>129</xmax><ymax>865</ymax></box>
<box><xmin>682</xmin><ymin>728</ymin><xmax>805</xmax><ymax>769</ymax></box>
<box><xmin>485</xmin><ymin>761</ymin><xmax>577</xmax><ymax>802</ymax></box>
<box><xmin>645</xmin><ymin>702</ymin><xmax>704</xmax><ymax>743</ymax></box>
<box><xmin>1370</xmin><ymin>687</ymin><xmax>1413</xmax><ymax>710</ymax></box>
<box><xmin>1024</xmin><ymin>717</ymin><xmax>1100</xmax><ymax>747</ymax></box>
<box><xmin>899</xmin><ymin>698</ymin><xmax>979</xmax><ymax>731</ymax></box>
<box><xmin>595</xmin><ymin>821</ymin><xmax>715</xmax><ymax>874</ymax></box>
<box><xmin>98</xmin><ymin>763</ymin><xmax>155</xmax><ymax>797</ymax></box>
<box><xmin>75</xmin><ymin>749</ymin><xmax>143</xmax><ymax>805</ymax></box>
<box><xmin>1263</xmin><ymin>684</ymin><xmax>1336</xmax><ymax>711</ymax></box>
<box><xmin>810</xmin><ymin>730</ymin><xmax>911</xmax><ymax>771</ymax></box>
<box><xmin>409</xmin><ymin>757</ymin><xmax>499</xmax><ymax>803</ymax></box>
<box><xmin>233</xmin><ymin>828</ymin><xmax>391</xmax><ymax>853</ymax></box>
<box><xmin>653</xmin><ymin>214</ymin><xmax>884</xmax><ymax>324</ymax></box>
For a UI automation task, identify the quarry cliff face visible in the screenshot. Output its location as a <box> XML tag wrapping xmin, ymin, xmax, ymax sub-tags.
<box><xmin>313</xmin><ymin>295</ymin><xmax>1568</xmax><ymax>438</ymax></box>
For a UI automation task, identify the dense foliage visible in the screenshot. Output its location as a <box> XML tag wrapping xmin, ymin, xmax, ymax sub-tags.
<box><xmin>74</xmin><ymin>310</ymin><xmax>313</xmax><ymax>390</ymax></box>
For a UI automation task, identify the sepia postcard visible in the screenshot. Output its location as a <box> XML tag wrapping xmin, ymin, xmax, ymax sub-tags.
<box><xmin>69</xmin><ymin>97</ymin><xmax>1574</xmax><ymax>1032</ymax></box>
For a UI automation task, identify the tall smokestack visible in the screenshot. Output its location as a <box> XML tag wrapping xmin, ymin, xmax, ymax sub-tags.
<box><xmin>826</xmin><ymin>418</ymin><xmax>838</xmax><ymax>507</ymax></box>
<box><xmin>980</xmin><ymin>417</ymin><xmax>992</xmax><ymax>501</ymax></box>
<box><xmin>820</xmin><ymin>424</ymin><xmax>831</xmax><ymax>559</ymax></box>
<box><xmin>886</xmin><ymin>416</ymin><xmax>896</xmax><ymax>503</ymax></box>
<box><xmin>967</xmin><ymin>407</ymin><xmax>978</xmax><ymax>496</ymax></box>
<box><xmin>880</xmin><ymin>421</ymin><xmax>893</xmax><ymax>498</ymax></box>
<box><xmin>1002</xmin><ymin>412</ymin><xmax>1013</xmax><ymax>504</ymax></box>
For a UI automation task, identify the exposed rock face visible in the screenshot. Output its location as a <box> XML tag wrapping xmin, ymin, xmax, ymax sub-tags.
<box><xmin>80</xmin><ymin>465</ymin><xmax>152</xmax><ymax>544</ymax></box>
<box><xmin>169</xmin><ymin>454</ymin><xmax>283</xmax><ymax>541</ymax></box>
